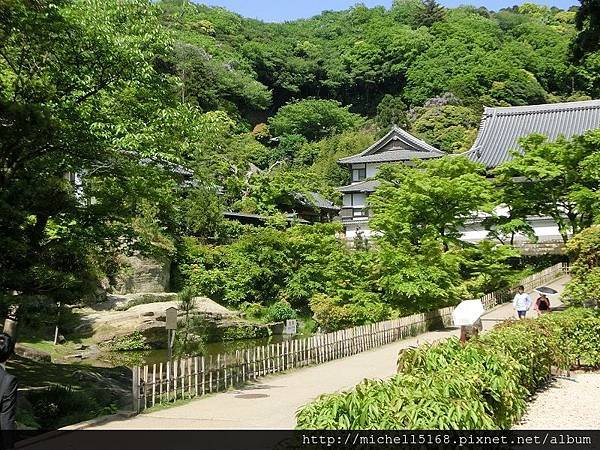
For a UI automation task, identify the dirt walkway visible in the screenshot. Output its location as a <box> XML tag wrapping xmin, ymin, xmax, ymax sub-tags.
<box><xmin>87</xmin><ymin>276</ymin><xmax>570</xmax><ymax>430</ymax></box>
<box><xmin>513</xmin><ymin>373</ymin><xmax>600</xmax><ymax>429</ymax></box>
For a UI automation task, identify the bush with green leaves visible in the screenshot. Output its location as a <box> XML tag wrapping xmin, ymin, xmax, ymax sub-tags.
<box><xmin>240</xmin><ymin>302</ymin><xmax>269</xmax><ymax>321</ymax></box>
<box><xmin>103</xmin><ymin>331</ymin><xmax>149</xmax><ymax>352</ymax></box>
<box><xmin>176</xmin><ymin>223</ymin><xmax>379</xmax><ymax>311</ymax></box>
<box><xmin>268</xmin><ymin>99</ymin><xmax>364</xmax><ymax>142</ymax></box>
<box><xmin>27</xmin><ymin>385</ymin><xmax>118</xmax><ymax>429</ymax></box>
<box><xmin>221</xmin><ymin>324</ymin><xmax>269</xmax><ymax>341</ymax></box>
<box><xmin>267</xmin><ymin>301</ymin><xmax>297</xmax><ymax>322</ymax></box>
<box><xmin>297</xmin><ymin>309</ymin><xmax>598</xmax><ymax>430</ymax></box>
<box><xmin>563</xmin><ymin>226</ymin><xmax>600</xmax><ymax>307</ymax></box>
<box><xmin>538</xmin><ymin>308</ymin><xmax>600</xmax><ymax>368</ymax></box>
<box><xmin>309</xmin><ymin>293</ymin><xmax>390</xmax><ymax>332</ymax></box>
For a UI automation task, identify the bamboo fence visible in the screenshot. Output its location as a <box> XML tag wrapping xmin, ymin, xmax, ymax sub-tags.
<box><xmin>132</xmin><ymin>262</ymin><xmax>569</xmax><ymax>412</ymax></box>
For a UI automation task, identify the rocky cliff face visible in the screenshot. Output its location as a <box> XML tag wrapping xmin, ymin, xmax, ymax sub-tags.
<box><xmin>112</xmin><ymin>255</ymin><xmax>171</xmax><ymax>294</ymax></box>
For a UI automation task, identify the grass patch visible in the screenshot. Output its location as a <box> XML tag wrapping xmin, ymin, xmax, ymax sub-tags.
<box><xmin>8</xmin><ymin>355</ymin><xmax>131</xmax><ymax>430</ymax></box>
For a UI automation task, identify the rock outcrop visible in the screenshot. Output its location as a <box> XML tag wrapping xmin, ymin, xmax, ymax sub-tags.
<box><xmin>15</xmin><ymin>344</ymin><xmax>52</xmax><ymax>363</ymax></box>
<box><xmin>75</xmin><ymin>297</ymin><xmax>267</xmax><ymax>348</ymax></box>
<box><xmin>112</xmin><ymin>255</ymin><xmax>171</xmax><ymax>294</ymax></box>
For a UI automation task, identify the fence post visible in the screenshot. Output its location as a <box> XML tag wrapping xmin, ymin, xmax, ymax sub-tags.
<box><xmin>132</xmin><ymin>366</ymin><xmax>140</xmax><ymax>413</ymax></box>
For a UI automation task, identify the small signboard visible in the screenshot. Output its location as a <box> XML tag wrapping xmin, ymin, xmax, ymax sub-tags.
<box><xmin>165</xmin><ymin>307</ymin><xmax>178</xmax><ymax>330</ymax></box>
<box><xmin>283</xmin><ymin>319</ymin><xmax>297</xmax><ymax>335</ymax></box>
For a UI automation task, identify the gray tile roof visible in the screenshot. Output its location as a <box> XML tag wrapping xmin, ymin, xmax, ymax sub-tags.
<box><xmin>465</xmin><ymin>100</ymin><xmax>600</xmax><ymax>168</ymax></box>
<box><xmin>293</xmin><ymin>191</ymin><xmax>340</xmax><ymax>210</ymax></box>
<box><xmin>224</xmin><ymin>211</ymin><xmax>310</xmax><ymax>224</ymax></box>
<box><xmin>338</xmin><ymin>179</ymin><xmax>381</xmax><ymax>193</ymax></box>
<box><xmin>338</xmin><ymin>126</ymin><xmax>444</xmax><ymax>165</ymax></box>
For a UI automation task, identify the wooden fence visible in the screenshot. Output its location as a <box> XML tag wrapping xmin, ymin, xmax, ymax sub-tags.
<box><xmin>132</xmin><ymin>262</ymin><xmax>569</xmax><ymax>412</ymax></box>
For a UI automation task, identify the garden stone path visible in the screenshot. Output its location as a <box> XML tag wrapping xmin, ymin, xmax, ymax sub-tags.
<box><xmin>85</xmin><ymin>277</ymin><xmax>571</xmax><ymax>430</ymax></box>
<box><xmin>513</xmin><ymin>372</ymin><xmax>600</xmax><ymax>429</ymax></box>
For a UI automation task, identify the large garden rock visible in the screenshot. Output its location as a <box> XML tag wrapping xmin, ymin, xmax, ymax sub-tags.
<box><xmin>76</xmin><ymin>297</ymin><xmax>251</xmax><ymax>348</ymax></box>
<box><xmin>112</xmin><ymin>256</ymin><xmax>171</xmax><ymax>294</ymax></box>
<box><xmin>14</xmin><ymin>344</ymin><xmax>52</xmax><ymax>363</ymax></box>
<box><xmin>93</xmin><ymin>292</ymin><xmax>178</xmax><ymax>311</ymax></box>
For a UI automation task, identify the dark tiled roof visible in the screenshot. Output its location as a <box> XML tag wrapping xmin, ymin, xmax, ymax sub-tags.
<box><xmin>339</xmin><ymin>149</ymin><xmax>441</xmax><ymax>164</ymax></box>
<box><xmin>338</xmin><ymin>179</ymin><xmax>381</xmax><ymax>193</ymax></box>
<box><xmin>293</xmin><ymin>192</ymin><xmax>340</xmax><ymax>211</ymax></box>
<box><xmin>338</xmin><ymin>126</ymin><xmax>444</xmax><ymax>165</ymax></box>
<box><xmin>465</xmin><ymin>100</ymin><xmax>600</xmax><ymax>168</ymax></box>
<box><xmin>223</xmin><ymin>212</ymin><xmax>310</xmax><ymax>224</ymax></box>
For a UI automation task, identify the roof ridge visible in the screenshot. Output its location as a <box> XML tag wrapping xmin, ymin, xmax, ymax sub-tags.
<box><xmin>484</xmin><ymin>100</ymin><xmax>600</xmax><ymax>117</ymax></box>
<box><xmin>338</xmin><ymin>126</ymin><xmax>443</xmax><ymax>164</ymax></box>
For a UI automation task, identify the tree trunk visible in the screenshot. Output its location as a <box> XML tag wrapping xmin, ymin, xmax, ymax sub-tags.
<box><xmin>2</xmin><ymin>304</ymin><xmax>19</xmax><ymax>340</ymax></box>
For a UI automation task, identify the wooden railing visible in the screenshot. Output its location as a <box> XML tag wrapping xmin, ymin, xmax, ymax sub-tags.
<box><xmin>131</xmin><ymin>262</ymin><xmax>569</xmax><ymax>412</ymax></box>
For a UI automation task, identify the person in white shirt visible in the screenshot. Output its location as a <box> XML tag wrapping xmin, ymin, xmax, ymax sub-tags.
<box><xmin>513</xmin><ymin>285</ymin><xmax>532</xmax><ymax>319</ymax></box>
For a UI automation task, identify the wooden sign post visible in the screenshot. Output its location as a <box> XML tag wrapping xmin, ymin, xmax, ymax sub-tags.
<box><xmin>165</xmin><ymin>307</ymin><xmax>177</xmax><ymax>364</ymax></box>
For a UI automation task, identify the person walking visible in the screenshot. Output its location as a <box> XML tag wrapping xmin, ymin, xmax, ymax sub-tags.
<box><xmin>0</xmin><ymin>333</ymin><xmax>16</xmax><ymax>449</ymax></box>
<box><xmin>534</xmin><ymin>293</ymin><xmax>551</xmax><ymax>315</ymax></box>
<box><xmin>513</xmin><ymin>285</ymin><xmax>532</xmax><ymax>319</ymax></box>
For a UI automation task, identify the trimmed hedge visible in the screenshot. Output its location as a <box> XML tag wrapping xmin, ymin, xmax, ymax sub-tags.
<box><xmin>296</xmin><ymin>308</ymin><xmax>600</xmax><ymax>430</ymax></box>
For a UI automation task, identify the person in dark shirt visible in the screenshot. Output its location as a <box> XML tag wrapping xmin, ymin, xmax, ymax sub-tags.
<box><xmin>534</xmin><ymin>294</ymin><xmax>551</xmax><ymax>315</ymax></box>
<box><xmin>0</xmin><ymin>333</ymin><xmax>16</xmax><ymax>449</ymax></box>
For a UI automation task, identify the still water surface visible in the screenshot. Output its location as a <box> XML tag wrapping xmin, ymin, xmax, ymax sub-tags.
<box><xmin>84</xmin><ymin>334</ymin><xmax>307</xmax><ymax>368</ymax></box>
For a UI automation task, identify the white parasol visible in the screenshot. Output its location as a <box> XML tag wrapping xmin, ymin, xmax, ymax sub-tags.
<box><xmin>452</xmin><ymin>299</ymin><xmax>484</xmax><ymax>327</ymax></box>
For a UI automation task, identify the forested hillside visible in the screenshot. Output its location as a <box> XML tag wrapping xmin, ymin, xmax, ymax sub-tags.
<box><xmin>2</xmin><ymin>0</ymin><xmax>600</xmax><ymax>327</ymax></box>
<box><xmin>154</xmin><ymin>0</ymin><xmax>600</xmax><ymax>194</ymax></box>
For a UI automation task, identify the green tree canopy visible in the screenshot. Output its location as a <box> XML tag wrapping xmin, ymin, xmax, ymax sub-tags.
<box><xmin>494</xmin><ymin>130</ymin><xmax>600</xmax><ymax>243</ymax></box>
<box><xmin>370</xmin><ymin>156</ymin><xmax>494</xmax><ymax>250</ymax></box>
<box><xmin>0</xmin><ymin>0</ymin><xmax>210</xmax><ymax>302</ymax></box>
<box><xmin>573</xmin><ymin>0</ymin><xmax>600</xmax><ymax>61</ymax></box>
<box><xmin>375</xmin><ymin>95</ymin><xmax>409</xmax><ymax>130</ymax></box>
<box><xmin>411</xmin><ymin>105</ymin><xmax>479</xmax><ymax>153</ymax></box>
<box><xmin>268</xmin><ymin>99</ymin><xmax>364</xmax><ymax>142</ymax></box>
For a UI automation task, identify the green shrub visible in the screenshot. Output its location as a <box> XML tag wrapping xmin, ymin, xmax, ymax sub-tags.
<box><xmin>267</xmin><ymin>301</ymin><xmax>296</xmax><ymax>322</ymax></box>
<box><xmin>539</xmin><ymin>308</ymin><xmax>600</xmax><ymax>367</ymax></box>
<box><xmin>297</xmin><ymin>308</ymin><xmax>599</xmax><ymax>430</ymax></box>
<box><xmin>480</xmin><ymin>319</ymin><xmax>562</xmax><ymax>391</ymax></box>
<box><xmin>563</xmin><ymin>268</ymin><xmax>600</xmax><ymax>308</ymax></box>
<box><xmin>563</xmin><ymin>226</ymin><xmax>600</xmax><ymax>308</ymax></box>
<box><xmin>221</xmin><ymin>324</ymin><xmax>269</xmax><ymax>341</ymax></box>
<box><xmin>27</xmin><ymin>385</ymin><xmax>117</xmax><ymax>429</ymax></box>
<box><xmin>103</xmin><ymin>331</ymin><xmax>149</xmax><ymax>352</ymax></box>
<box><xmin>309</xmin><ymin>293</ymin><xmax>390</xmax><ymax>332</ymax></box>
<box><xmin>297</xmin><ymin>369</ymin><xmax>500</xmax><ymax>430</ymax></box>
<box><xmin>240</xmin><ymin>302</ymin><xmax>269</xmax><ymax>321</ymax></box>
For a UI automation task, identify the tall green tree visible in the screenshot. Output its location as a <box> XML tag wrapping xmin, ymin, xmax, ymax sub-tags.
<box><xmin>375</xmin><ymin>95</ymin><xmax>409</xmax><ymax>130</ymax></box>
<box><xmin>494</xmin><ymin>131</ymin><xmax>600</xmax><ymax>243</ymax></box>
<box><xmin>572</xmin><ymin>0</ymin><xmax>600</xmax><ymax>61</ymax></box>
<box><xmin>268</xmin><ymin>99</ymin><xmax>364</xmax><ymax>142</ymax></box>
<box><xmin>0</xmin><ymin>0</ymin><xmax>205</xmax><ymax>304</ymax></box>
<box><xmin>370</xmin><ymin>157</ymin><xmax>494</xmax><ymax>251</ymax></box>
<box><xmin>418</xmin><ymin>0</ymin><xmax>446</xmax><ymax>27</ymax></box>
<box><xmin>411</xmin><ymin>105</ymin><xmax>479</xmax><ymax>153</ymax></box>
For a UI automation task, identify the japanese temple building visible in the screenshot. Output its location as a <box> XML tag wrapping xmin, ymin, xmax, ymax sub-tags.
<box><xmin>338</xmin><ymin>99</ymin><xmax>600</xmax><ymax>248</ymax></box>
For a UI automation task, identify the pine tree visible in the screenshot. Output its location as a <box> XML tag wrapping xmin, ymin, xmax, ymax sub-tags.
<box><xmin>573</xmin><ymin>0</ymin><xmax>600</xmax><ymax>61</ymax></box>
<box><xmin>417</xmin><ymin>0</ymin><xmax>446</xmax><ymax>27</ymax></box>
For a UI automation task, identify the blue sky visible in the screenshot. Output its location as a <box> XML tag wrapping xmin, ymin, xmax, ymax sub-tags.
<box><xmin>196</xmin><ymin>1</ymin><xmax>578</xmax><ymax>23</ymax></box>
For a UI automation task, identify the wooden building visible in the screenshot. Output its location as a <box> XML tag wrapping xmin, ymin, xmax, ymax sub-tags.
<box><xmin>338</xmin><ymin>100</ymin><xmax>600</xmax><ymax>247</ymax></box>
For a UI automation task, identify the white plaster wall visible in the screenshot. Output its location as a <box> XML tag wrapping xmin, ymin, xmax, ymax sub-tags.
<box><xmin>344</xmin><ymin>222</ymin><xmax>373</xmax><ymax>240</ymax></box>
<box><xmin>345</xmin><ymin>217</ymin><xmax>566</xmax><ymax>243</ymax></box>
<box><xmin>461</xmin><ymin>217</ymin><xmax>565</xmax><ymax>243</ymax></box>
<box><xmin>366</xmin><ymin>163</ymin><xmax>380</xmax><ymax>178</ymax></box>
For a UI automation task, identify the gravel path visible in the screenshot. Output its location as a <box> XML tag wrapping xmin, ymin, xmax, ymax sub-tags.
<box><xmin>513</xmin><ymin>373</ymin><xmax>600</xmax><ymax>430</ymax></box>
